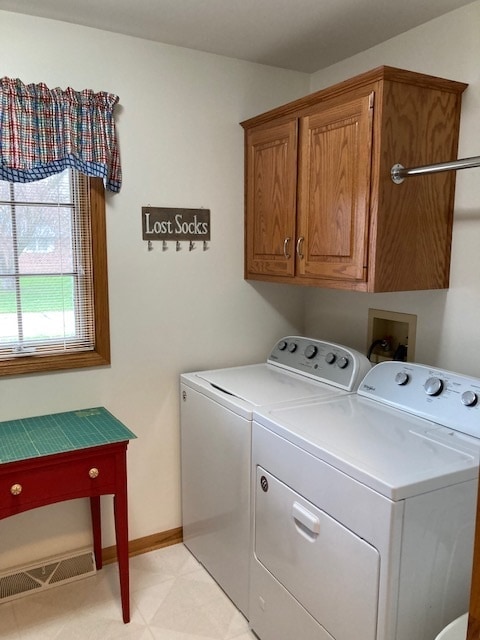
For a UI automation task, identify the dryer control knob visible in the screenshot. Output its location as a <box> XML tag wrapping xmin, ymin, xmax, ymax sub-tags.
<box><xmin>337</xmin><ymin>356</ymin><xmax>349</xmax><ymax>369</ymax></box>
<box><xmin>461</xmin><ymin>390</ymin><xmax>478</xmax><ymax>407</ymax></box>
<box><xmin>395</xmin><ymin>371</ymin><xmax>409</xmax><ymax>386</ymax></box>
<box><xmin>305</xmin><ymin>345</ymin><xmax>318</xmax><ymax>359</ymax></box>
<box><xmin>424</xmin><ymin>377</ymin><xmax>444</xmax><ymax>396</ymax></box>
<box><xmin>278</xmin><ymin>340</ymin><xmax>288</xmax><ymax>351</ymax></box>
<box><xmin>288</xmin><ymin>342</ymin><xmax>297</xmax><ymax>353</ymax></box>
<box><xmin>325</xmin><ymin>352</ymin><xmax>336</xmax><ymax>364</ymax></box>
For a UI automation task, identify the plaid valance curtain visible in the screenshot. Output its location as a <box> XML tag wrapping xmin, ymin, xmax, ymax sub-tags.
<box><xmin>0</xmin><ymin>77</ymin><xmax>121</xmax><ymax>192</ymax></box>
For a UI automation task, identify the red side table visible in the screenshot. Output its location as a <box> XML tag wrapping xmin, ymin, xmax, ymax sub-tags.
<box><xmin>0</xmin><ymin>408</ymin><xmax>137</xmax><ymax>623</ymax></box>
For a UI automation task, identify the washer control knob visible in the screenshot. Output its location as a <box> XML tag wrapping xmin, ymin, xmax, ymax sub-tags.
<box><xmin>424</xmin><ymin>377</ymin><xmax>444</xmax><ymax>396</ymax></box>
<box><xmin>288</xmin><ymin>342</ymin><xmax>297</xmax><ymax>353</ymax></box>
<box><xmin>325</xmin><ymin>352</ymin><xmax>336</xmax><ymax>364</ymax></box>
<box><xmin>395</xmin><ymin>371</ymin><xmax>409</xmax><ymax>386</ymax></box>
<box><xmin>461</xmin><ymin>390</ymin><xmax>478</xmax><ymax>407</ymax></box>
<box><xmin>278</xmin><ymin>340</ymin><xmax>288</xmax><ymax>351</ymax></box>
<box><xmin>337</xmin><ymin>356</ymin><xmax>349</xmax><ymax>369</ymax></box>
<box><xmin>305</xmin><ymin>345</ymin><xmax>318</xmax><ymax>359</ymax></box>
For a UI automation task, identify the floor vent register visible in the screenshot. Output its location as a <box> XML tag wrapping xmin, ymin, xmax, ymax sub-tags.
<box><xmin>0</xmin><ymin>548</ymin><xmax>96</xmax><ymax>603</ymax></box>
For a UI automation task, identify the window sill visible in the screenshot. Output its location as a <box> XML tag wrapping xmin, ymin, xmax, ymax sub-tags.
<box><xmin>0</xmin><ymin>349</ymin><xmax>111</xmax><ymax>377</ymax></box>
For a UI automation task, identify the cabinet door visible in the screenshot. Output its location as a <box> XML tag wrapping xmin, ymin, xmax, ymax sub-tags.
<box><xmin>245</xmin><ymin>120</ymin><xmax>297</xmax><ymax>278</ymax></box>
<box><xmin>297</xmin><ymin>93</ymin><xmax>373</xmax><ymax>282</ymax></box>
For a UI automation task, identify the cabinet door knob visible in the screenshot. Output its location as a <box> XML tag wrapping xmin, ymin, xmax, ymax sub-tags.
<box><xmin>89</xmin><ymin>468</ymin><xmax>99</xmax><ymax>479</ymax></box>
<box><xmin>10</xmin><ymin>483</ymin><xmax>22</xmax><ymax>496</ymax></box>
<box><xmin>283</xmin><ymin>237</ymin><xmax>291</xmax><ymax>259</ymax></box>
<box><xmin>296</xmin><ymin>236</ymin><xmax>305</xmax><ymax>259</ymax></box>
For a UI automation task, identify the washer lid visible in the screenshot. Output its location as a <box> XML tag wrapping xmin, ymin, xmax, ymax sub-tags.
<box><xmin>181</xmin><ymin>363</ymin><xmax>348</xmax><ymax>419</ymax></box>
<box><xmin>253</xmin><ymin>394</ymin><xmax>479</xmax><ymax>500</ymax></box>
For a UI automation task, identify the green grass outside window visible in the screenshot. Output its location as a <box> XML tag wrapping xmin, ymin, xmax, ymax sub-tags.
<box><xmin>0</xmin><ymin>276</ymin><xmax>74</xmax><ymax>313</ymax></box>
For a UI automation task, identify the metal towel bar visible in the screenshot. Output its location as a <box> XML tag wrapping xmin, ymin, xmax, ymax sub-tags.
<box><xmin>391</xmin><ymin>156</ymin><xmax>480</xmax><ymax>184</ymax></box>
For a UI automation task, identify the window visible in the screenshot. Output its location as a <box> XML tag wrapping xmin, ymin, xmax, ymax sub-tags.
<box><xmin>0</xmin><ymin>170</ymin><xmax>110</xmax><ymax>376</ymax></box>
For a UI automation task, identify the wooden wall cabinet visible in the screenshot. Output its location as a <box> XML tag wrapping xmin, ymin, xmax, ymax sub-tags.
<box><xmin>241</xmin><ymin>66</ymin><xmax>467</xmax><ymax>292</ymax></box>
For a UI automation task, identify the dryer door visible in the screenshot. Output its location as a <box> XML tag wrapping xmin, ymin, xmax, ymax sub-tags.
<box><xmin>254</xmin><ymin>467</ymin><xmax>380</xmax><ymax>640</ymax></box>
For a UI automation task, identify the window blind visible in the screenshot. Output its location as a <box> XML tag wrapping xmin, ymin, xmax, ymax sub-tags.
<box><xmin>0</xmin><ymin>169</ymin><xmax>95</xmax><ymax>359</ymax></box>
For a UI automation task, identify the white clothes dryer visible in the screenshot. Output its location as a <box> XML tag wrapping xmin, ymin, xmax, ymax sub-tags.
<box><xmin>250</xmin><ymin>361</ymin><xmax>480</xmax><ymax>640</ymax></box>
<box><xmin>180</xmin><ymin>336</ymin><xmax>371</xmax><ymax>618</ymax></box>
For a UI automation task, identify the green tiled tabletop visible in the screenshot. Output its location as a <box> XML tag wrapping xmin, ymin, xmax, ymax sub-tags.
<box><xmin>0</xmin><ymin>407</ymin><xmax>137</xmax><ymax>464</ymax></box>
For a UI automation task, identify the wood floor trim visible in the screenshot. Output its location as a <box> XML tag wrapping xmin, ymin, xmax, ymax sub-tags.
<box><xmin>102</xmin><ymin>526</ymin><xmax>183</xmax><ymax>565</ymax></box>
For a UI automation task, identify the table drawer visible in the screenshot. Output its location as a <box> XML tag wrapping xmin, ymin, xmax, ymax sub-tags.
<box><xmin>0</xmin><ymin>452</ymin><xmax>117</xmax><ymax>511</ymax></box>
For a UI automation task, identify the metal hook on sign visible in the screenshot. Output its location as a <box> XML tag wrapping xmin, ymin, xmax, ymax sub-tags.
<box><xmin>203</xmin><ymin>241</ymin><xmax>209</xmax><ymax>251</ymax></box>
<box><xmin>147</xmin><ymin>240</ymin><xmax>154</xmax><ymax>252</ymax></box>
<box><xmin>189</xmin><ymin>241</ymin><xmax>196</xmax><ymax>251</ymax></box>
<box><xmin>162</xmin><ymin>240</ymin><xmax>168</xmax><ymax>251</ymax></box>
<box><xmin>176</xmin><ymin>241</ymin><xmax>182</xmax><ymax>252</ymax></box>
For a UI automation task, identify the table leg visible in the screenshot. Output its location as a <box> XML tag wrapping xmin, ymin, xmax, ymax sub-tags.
<box><xmin>114</xmin><ymin>487</ymin><xmax>130</xmax><ymax>623</ymax></box>
<box><xmin>90</xmin><ymin>496</ymin><xmax>102</xmax><ymax>570</ymax></box>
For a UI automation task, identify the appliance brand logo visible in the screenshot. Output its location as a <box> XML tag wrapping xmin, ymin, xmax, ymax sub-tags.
<box><xmin>362</xmin><ymin>384</ymin><xmax>376</xmax><ymax>391</ymax></box>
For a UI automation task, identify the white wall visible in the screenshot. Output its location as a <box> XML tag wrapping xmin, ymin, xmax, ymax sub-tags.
<box><xmin>304</xmin><ymin>1</ymin><xmax>480</xmax><ymax>373</ymax></box>
<box><xmin>0</xmin><ymin>11</ymin><xmax>309</xmax><ymax>569</ymax></box>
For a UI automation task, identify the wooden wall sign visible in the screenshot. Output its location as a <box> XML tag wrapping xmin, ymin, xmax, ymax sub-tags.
<box><xmin>142</xmin><ymin>207</ymin><xmax>210</xmax><ymax>242</ymax></box>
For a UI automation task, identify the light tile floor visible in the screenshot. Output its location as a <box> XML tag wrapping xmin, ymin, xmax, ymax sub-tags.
<box><xmin>0</xmin><ymin>543</ymin><xmax>257</xmax><ymax>640</ymax></box>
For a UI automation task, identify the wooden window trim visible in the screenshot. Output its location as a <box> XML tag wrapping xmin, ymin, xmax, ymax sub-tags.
<box><xmin>0</xmin><ymin>177</ymin><xmax>110</xmax><ymax>377</ymax></box>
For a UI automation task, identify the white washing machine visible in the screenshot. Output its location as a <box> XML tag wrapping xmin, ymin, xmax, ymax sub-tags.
<box><xmin>180</xmin><ymin>336</ymin><xmax>371</xmax><ymax>618</ymax></box>
<box><xmin>250</xmin><ymin>361</ymin><xmax>480</xmax><ymax>640</ymax></box>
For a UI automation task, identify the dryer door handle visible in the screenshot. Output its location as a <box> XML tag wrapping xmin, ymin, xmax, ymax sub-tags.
<box><xmin>292</xmin><ymin>501</ymin><xmax>320</xmax><ymax>541</ymax></box>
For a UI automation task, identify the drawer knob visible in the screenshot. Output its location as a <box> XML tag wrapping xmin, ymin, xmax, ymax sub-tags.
<box><xmin>89</xmin><ymin>468</ymin><xmax>99</xmax><ymax>479</ymax></box>
<box><xmin>10</xmin><ymin>483</ymin><xmax>22</xmax><ymax>496</ymax></box>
